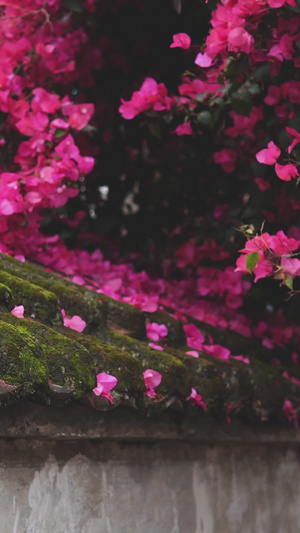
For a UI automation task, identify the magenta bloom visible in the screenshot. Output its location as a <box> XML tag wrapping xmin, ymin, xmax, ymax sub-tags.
<box><xmin>231</xmin><ymin>355</ymin><xmax>250</xmax><ymax>364</ymax></box>
<box><xmin>174</xmin><ymin>121</ymin><xmax>193</xmax><ymax>136</ymax></box>
<box><xmin>275</xmin><ymin>162</ymin><xmax>298</xmax><ymax>181</ymax></box>
<box><xmin>202</xmin><ymin>344</ymin><xmax>231</xmax><ymax>361</ymax></box>
<box><xmin>256</xmin><ymin>141</ymin><xmax>280</xmax><ymax>165</ymax></box>
<box><xmin>187</xmin><ymin>388</ymin><xmax>207</xmax><ymax>411</ymax></box>
<box><xmin>143</xmin><ymin>369</ymin><xmax>162</xmax><ymax>398</ymax></box>
<box><xmin>93</xmin><ymin>372</ymin><xmax>118</xmax><ymax>404</ymax></box>
<box><xmin>186</xmin><ymin>350</ymin><xmax>199</xmax><ymax>358</ymax></box>
<box><xmin>195</xmin><ymin>52</ymin><xmax>212</xmax><ymax>68</ymax></box>
<box><xmin>61</xmin><ymin>308</ymin><xmax>86</xmax><ymax>332</ymax></box>
<box><xmin>282</xmin><ymin>399</ymin><xmax>298</xmax><ymax>428</ymax></box>
<box><xmin>148</xmin><ymin>343</ymin><xmax>164</xmax><ymax>351</ymax></box>
<box><xmin>146</xmin><ymin>322</ymin><xmax>168</xmax><ymax>341</ymax></box>
<box><xmin>184</xmin><ymin>323</ymin><xmax>205</xmax><ymax>350</ymax></box>
<box><xmin>11</xmin><ymin>305</ymin><xmax>24</xmax><ymax>318</ymax></box>
<box><xmin>170</xmin><ymin>33</ymin><xmax>191</xmax><ymax>50</ymax></box>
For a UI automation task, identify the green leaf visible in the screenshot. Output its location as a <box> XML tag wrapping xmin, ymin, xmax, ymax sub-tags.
<box><xmin>197</xmin><ymin>111</ymin><xmax>213</xmax><ymax>128</ymax></box>
<box><xmin>62</xmin><ymin>0</ymin><xmax>83</xmax><ymax>12</ymax></box>
<box><xmin>148</xmin><ymin>121</ymin><xmax>162</xmax><ymax>140</ymax></box>
<box><xmin>285</xmin><ymin>276</ymin><xmax>293</xmax><ymax>290</ymax></box>
<box><xmin>232</xmin><ymin>94</ymin><xmax>253</xmax><ymax>116</ymax></box>
<box><xmin>245</xmin><ymin>252</ymin><xmax>260</xmax><ymax>274</ymax></box>
<box><xmin>54</xmin><ymin>128</ymin><xmax>68</xmax><ymax>139</ymax></box>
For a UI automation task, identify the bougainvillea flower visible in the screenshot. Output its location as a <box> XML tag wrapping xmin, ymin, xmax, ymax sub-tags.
<box><xmin>187</xmin><ymin>388</ymin><xmax>207</xmax><ymax>410</ymax></box>
<box><xmin>254</xmin><ymin>178</ymin><xmax>270</xmax><ymax>191</ymax></box>
<box><xmin>195</xmin><ymin>52</ymin><xmax>213</xmax><ymax>68</ymax></box>
<box><xmin>11</xmin><ymin>305</ymin><xmax>24</xmax><ymax>318</ymax></box>
<box><xmin>61</xmin><ymin>308</ymin><xmax>86</xmax><ymax>332</ymax></box>
<box><xmin>146</xmin><ymin>322</ymin><xmax>168</xmax><ymax>341</ymax></box>
<box><xmin>148</xmin><ymin>343</ymin><xmax>164</xmax><ymax>351</ymax></box>
<box><xmin>231</xmin><ymin>355</ymin><xmax>250</xmax><ymax>364</ymax></box>
<box><xmin>256</xmin><ymin>141</ymin><xmax>280</xmax><ymax>165</ymax></box>
<box><xmin>184</xmin><ymin>323</ymin><xmax>205</xmax><ymax>350</ymax></box>
<box><xmin>202</xmin><ymin>343</ymin><xmax>231</xmax><ymax>361</ymax></box>
<box><xmin>143</xmin><ymin>369</ymin><xmax>162</xmax><ymax>397</ymax></box>
<box><xmin>286</xmin><ymin>127</ymin><xmax>300</xmax><ymax>154</ymax></box>
<box><xmin>170</xmin><ymin>33</ymin><xmax>191</xmax><ymax>50</ymax></box>
<box><xmin>93</xmin><ymin>372</ymin><xmax>118</xmax><ymax>404</ymax></box>
<box><xmin>282</xmin><ymin>371</ymin><xmax>300</xmax><ymax>387</ymax></box>
<box><xmin>186</xmin><ymin>350</ymin><xmax>199</xmax><ymax>358</ymax></box>
<box><xmin>275</xmin><ymin>162</ymin><xmax>298</xmax><ymax>181</ymax></box>
<box><xmin>174</xmin><ymin>121</ymin><xmax>193</xmax><ymax>136</ymax></box>
<box><xmin>282</xmin><ymin>399</ymin><xmax>298</xmax><ymax>427</ymax></box>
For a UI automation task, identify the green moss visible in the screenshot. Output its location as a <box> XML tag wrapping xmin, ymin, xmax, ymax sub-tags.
<box><xmin>99</xmin><ymin>293</ymin><xmax>145</xmax><ymax>338</ymax></box>
<box><xmin>59</xmin><ymin>327</ymin><xmax>143</xmax><ymax>394</ymax></box>
<box><xmin>0</xmin><ymin>319</ymin><xmax>48</xmax><ymax>393</ymax></box>
<box><xmin>144</xmin><ymin>309</ymin><xmax>186</xmax><ymax>346</ymax></box>
<box><xmin>0</xmin><ymin>283</ymin><xmax>13</xmax><ymax>309</ymax></box>
<box><xmin>1</xmin><ymin>314</ymin><xmax>95</xmax><ymax>398</ymax></box>
<box><xmin>0</xmin><ymin>255</ymin><xmax>106</xmax><ymax>330</ymax></box>
<box><xmin>99</xmin><ymin>328</ymin><xmax>190</xmax><ymax>396</ymax></box>
<box><xmin>0</xmin><ymin>271</ymin><xmax>62</xmax><ymax>326</ymax></box>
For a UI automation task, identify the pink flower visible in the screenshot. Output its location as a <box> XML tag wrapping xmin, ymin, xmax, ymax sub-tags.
<box><xmin>143</xmin><ymin>369</ymin><xmax>162</xmax><ymax>398</ymax></box>
<box><xmin>231</xmin><ymin>355</ymin><xmax>250</xmax><ymax>364</ymax></box>
<box><xmin>184</xmin><ymin>323</ymin><xmax>205</xmax><ymax>350</ymax></box>
<box><xmin>11</xmin><ymin>305</ymin><xmax>24</xmax><ymax>318</ymax></box>
<box><xmin>186</xmin><ymin>350</ymin><xmax>199</xmax><ymax>358</ymax></box>
<box><xmin>61</xmin><ymin>308</ymin><xmax>86</xmax><ymax>332</ymax></box>
<box><xmin>256</xmin><ymin>141</ymin><xmax>280</xmax><ymax>165</ymax></box>
<box><xmin>187</xmin><ymin>388</ymin><xmax>207</xmax><ymax>411</ymax></box>
<box><xmin>214</xmin><ymin>149</ymin><xmax>238</xmax><ymax>173</ymax></box>
<box><xmin>255</xmin><ymin>178</ymin><xmax>270</xmax><ymax>191</ymax></box>
<box><xmin>228</xmin><ymin>27</ymin><xmax>253</xmax><ymax>54</ymax></box>
<box><xmin>148</xmin><ymin>343</ymin><xmax>164</xmax><ymax>351</ymax></box>
<box><xmin>286</xmin><ymin>127</ymin><xmax>300</xmax><ymax>154</ymax></box>
<box><xmin>202</xmin><ymin>343</ymin><xmax>231</xmax><ymax>361</ymax></box>
<box><xmin>275</xmin><ymin>163</ymin><xmax>298</xmax><ymax>181</ymax></box>
<box><xmin>31</xmin><ymin>88</ymin><xmax>61</xmax><ymax>114</ymax></box>
<box><xmin>282</xmin><ymin>399</ymin><xmax>298</xmax><ymax>428</ymax></box>
<box><xmin>282</xmin><ymin>371</ymin><xmax>300</xmax><ymax>387</ymax></box>
<box><xmin>63</xmin><ymin>103</ymin><xmax>94</xmax><ymax>130</ymax></box>
<box><xmin>146</xmin><ymin>322</ymin><xmax>168</xmax><ymax>341</ymax></box>
<box><xmin>195</xmin><ymin>52</ymin><xmax>213</xmax><ymax>68</ymax></box>
<box><xmin>170</xmin><ymin>33</ymin><xmax>191</xmax><ymax>50</ymax></box>
<box><xmin>174</xmin><ymin>121</ymin><xmax>193</xmax><ymax>136</ymax></box>
<box><xmin>93</xmin><ymin>372</ymin><xmax>118</xmax><ymax>404</ymax></box>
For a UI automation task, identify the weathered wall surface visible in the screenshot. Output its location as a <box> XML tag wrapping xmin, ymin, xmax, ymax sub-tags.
<box><xmin>1</xmin><ymin>439</ymin><xmax>299</xmax><ymax>533</ymax></box>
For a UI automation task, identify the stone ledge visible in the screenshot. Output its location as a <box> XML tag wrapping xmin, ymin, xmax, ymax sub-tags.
<box><xmin>1</xmin><ymin>400</ymin><xmax>299</xmax><ymax>444</ymax></box>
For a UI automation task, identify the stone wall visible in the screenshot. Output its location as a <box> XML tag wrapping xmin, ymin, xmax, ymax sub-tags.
<box><xmin>1</xmin><ymin>402</ymin><xmax>300</xmax><ymax>533</ymax></box>
<box><xmin>1</xmin><ymin>439</ymin><xmax>300</xmax><ymax>533</ymax></box>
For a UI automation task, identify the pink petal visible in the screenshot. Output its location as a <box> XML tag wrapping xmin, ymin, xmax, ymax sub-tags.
<box><xmin>96</xmin><ymin>372</ymin><xmax>118</xmax><ymax>392</ymax></box>
<box><xmin>186</xmin><ymin>350</ymin><xmax>199</xmax><ymax>358</ymax></box>
<box><xmin>148</xmin><ymin>343</ymin><xmax>164</xmax><ymax>351</ymax></box>
<box><xmin>11</xmin><ymin>305</ymin><xmax>24</xmax><ymax>318</ymax></box>
<box><xmin>231</xmin><ymin>355</ymin><xmax>250</xmax><ymax>364</ymax></box>
<box><xmin>195</xmin><ymin>52</ymin><xmax>213</xmax><ymax>68</ymax></box>
<box><xmin>170</xmin><ymin>33</ymin><xmax>191</xmax><ymax>50</ymax></box>
<box><xmin>143</xmin><ymin>369</ymin><xmax>162</xmax><ymax>389</ymax></box>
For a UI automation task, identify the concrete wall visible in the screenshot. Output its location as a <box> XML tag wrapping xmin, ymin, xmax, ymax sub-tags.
<box><xmin>1</xmin><ymin>439</ymin><xmax>299</xmax><ymax>533</ymax></box>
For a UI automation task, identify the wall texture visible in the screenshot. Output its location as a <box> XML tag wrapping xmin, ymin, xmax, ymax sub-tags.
<box><xmin>1</xmin><ymin>438</ymin><xmax>300</xmax><ymax>533</ymax></box>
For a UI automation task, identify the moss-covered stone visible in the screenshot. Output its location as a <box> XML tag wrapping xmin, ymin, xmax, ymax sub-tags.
<box><xmin>0</xmin><ymin>319</ymin><xmax>48</xmax><ymax>395</ymax></box>
<box><xmin>98</xmin><ymin>328</ymin><xmax>190</xmax><ymax>396</ymax></box>
<box><xmin>0</xmin><ymin>271</ymin><xmax>62</xmax><ymax>326</ymax></box>
<box><xmin>1</xmin><ymin>314</ymin><xmax>95</xmax><ymax>399</ymax></box>
<box><xmin>144</xmin><ymin>309</ymin><xmax>186</xmax><ymax>346</ymax></box>
<box><xmin>0</xmin><ymin>256</ymin><xmax>106</xmax><ymax>331</ymax></box>
<box><xmin>0</xmin><ymin>283</ymin><xmax>13</xmax><ymax>310</ymax></box>
<box><xmin>98</xmin><ymin>293</ymin><xmax>146</xmax><ymax>338</ymax></box>
<box><xmin>59</xmin><ymin>327</ymin><xmax>143</xmax><ymax>396</ymax></box>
